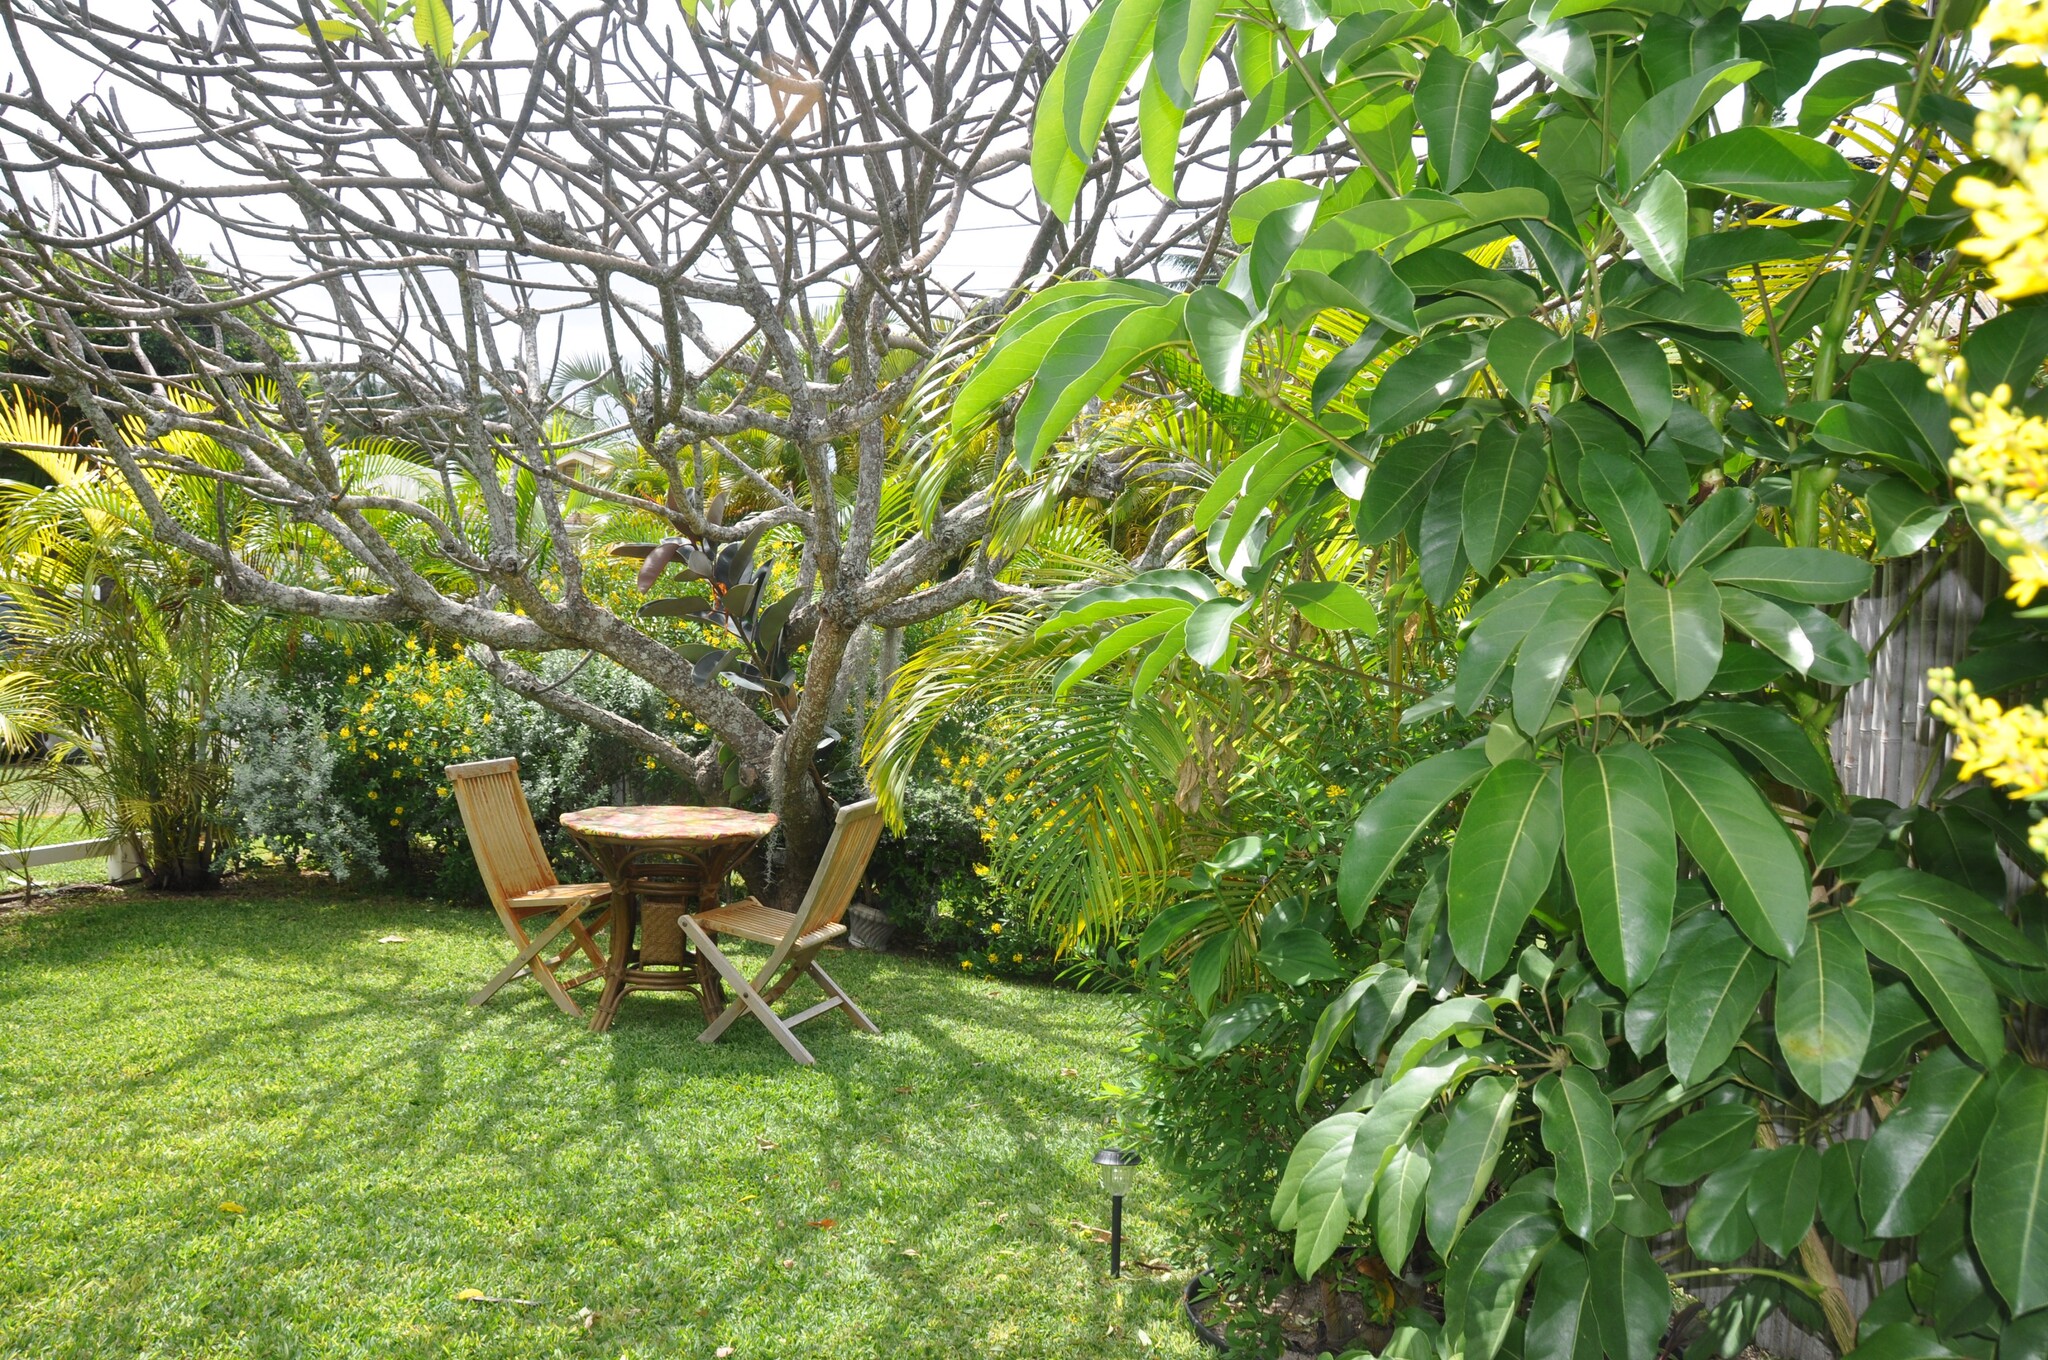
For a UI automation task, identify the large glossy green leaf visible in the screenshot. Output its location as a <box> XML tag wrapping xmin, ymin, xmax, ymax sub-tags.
<box><xmin>1053</xmin><ymin>610</ymin><xmax>1187</xmax><ymax>697</ymax></box>
<box><xmin>1654</xmin><ymin>738</ymin><xmax>1809</xmax><ymax>959</ymax></box>
<box><xmin>1456</xmin><ymin>574</ymin><xmax>1569</xmax><ymax>712</ymax></box>
<box><xmin>1033</xmin><ymin>0</ymin><xmax>1168</xmax><ymax>218</ymax></box>
<box><xmin>1415</xmin><ymin>47</ymin><xmax>1497</xmax><ymax>192</ymax></box>
<box><xmin>1687</xmin><ymin>1150</ymin><xmax>1766</xmax><ymax>1260</ymax></box>
<box><xmin>1376</xmin><ymin>1139</ymin><xmax>1434</xmax><ymax>1273</ymax></box>
<box><xmin>1418</xmin><ymin>453</ymin><xmax>1472</xmax><ymax>608</ymax></box>
<box><xmin>1668</xmin><ymin>487</ymin><xmax>1757</xmax><ymax>577</ymax></box>
<box><xmin>1297</xmin><ymin>967</ymin><xmax>1385</xmax><ymax>1107</ymax></box>
<box><xmin>1796</xmin><ymin>57</ymin><xmax>1912</xmax><ymax>137</ymax></box>
<box><xmin>954</xmin><ymin>286</ymin><xmax>1166</xmax><ymax>435</ymax></box>
<box><xmin>1338</xmin><ymin>747</ymin><xmax>1493</xmax><ymax>927</ymax></box>
<box><xmin>1847</xmin><ymin>893</ymin><xmax>2005</xmax><ymax>1069</ymax></box>
<box><xmin>1279</xmin><ymin>580</ymin><xmax>1380</xmax><ymax>634</ymax></box>
<box><xmin>1526</xmin><ymin>1243</ymin><xmax>1600</xmax><ymax>1360</ymax></box>
<box><xmin>1716</xmin><ymin>583</ymin><xmax>1816</xmax><ymax>674</ymax></box>
<box><xmin>1428</xmin><ymin>1074</ymin><xmax>1519</xmax><ymax>1254</ymax></box>
<box><xmin>1463</xmin><ymin>423</ymin><xmax>1549</xmax><ymax>575</ymax></box>
<box><xmin>1535</xmin><ymin>1067</ymin><xmax>1623</xmax><ymax>1241</ymax></box>
<box><xmin>1356</xmin><ymin>429</ymin><xmax>1458</xmax><ymax>543</ymax></box>
<box><xmin>1185</xmin><ymin>285</ymin><xmax>1257</xmax><ymax>395</ymax></box>
<box><xmin>1372</xmin><ymin>331</ymin><xmax>1490</xmax><ymax>433</ymax></box>
<box><xmin>1677</xmin><ymin>700</ymin><xmax>1838</xmax><ymax>798</ymax></box>
<box><xmin>1707</xmin><ymin>546</ymin><xmax>1873</xmax><ymax>604</ymax></box>
<box><xmin>1448</xmin><ymin>758</ymin><xmax>1564</xmax><ymax>979</ymax></box>
<box><xmin>1778</xmin><ymin>917</ymin><xmax>1875</xmax><ymax>1104</ymax></box>
<box><xmin>1859</xmin><ymin>1047</ymin><xmax>1996</xmax><ymax>1238</ymax></box>
<box><xmin>1660</xmin><ymin>328</ymin><xmax>1791</xmax><ymax>414</ymax></box>
<box><xmin>1600</xmin><ymin>172</ymin><xmax>1690</xmax><ymax>286</ymax></box>
<box><xmin>1012</xmin><ymin>298</ymin><xmax>1185</xmax><ymax>468</ymax></box>
<box><xmin>1974</xmin><ymin>1065</ymin><xmax>2048</xmax><ymax>1315</ymax></box>
<box><xmin>1489</xmin><ymin>317</ymin><xmax>1573</xmax><ymax>408</ymax></box>
<box><xmin>1624</xmin><ymin>571</ymin><xmax>1721</xmax><ymax>701</ymax></box>
<box><xmin>1857</xmin><ymin>867</ymin><xmax>2048</xmax><ymax>968</ymax></box>
<box><xmin>1644</xmin><ymin>1103</ymin><xmax>1759</xmax><ymax>1185</ymax></box>
<box><xmin>1153</xmin><ymin>0</ymin><xmax>1226</xmax><ymax>108</ymax></box>
<box><xmin>1746</xmin><ymin>1144</ymin><xmax>1821</xmax><ymax>1255</ymax></box>
<box><xmin>1665</xmin><ymin>127</ymin><xmax>1858</xmax><ymax>209</ymax></box>
<box><xmin>1960</xmin><ymin>304</ymin><xmax>2048</xmax><ymax>398</ymax></box>
<box><xmin>1575</xmin><ymin>333</ymin><xmax>1674</xmax><ymax>437</ymax></box>
<box><xmin>1581</xmin><ymin>452</ymin><xmax>1671</xmax><ymax>570</ymax></box>
<box><xmin>1295</xmin><ymin>1057</ymin><xmax>1473</xmax><ymax>1272</ymax></box>
<box><xmin>1590</xmin><ymin>1231</ymin><xmax>1674</xmax><ymax>1359</ymax></box>
<box><xmin>1512</xmin><ymin>581</ymin><xmax>1613</xmax><ymax>733</ymax></box>
<box><xmin>1864</xmin><ymin>478</ymin><xmax>1954</xmax><ymax>559</ymax></box>
<box><xmin>1445</xmin><ymin>1192</ymin><xmax>1560</xmax><ymax>1360</ymax></box>
<box><xmin>1614</xmin><ymin>58</ymin><xmax>1762</xmax><ymax>192</ymax></box>
<box><xmin>1331</xmin><ymin>249</ymin><xmax>1420</xmax><ymax>335</ymax></box>
<box><xmin>1664</xmin><ymin>911</ymin><xmax>1773</xmax><ymax>1082</ymax></box>
<box><xmin>1562</xmin><ymin>743</ymin><xmax>1676</xmax><ymax>991</ymax></box>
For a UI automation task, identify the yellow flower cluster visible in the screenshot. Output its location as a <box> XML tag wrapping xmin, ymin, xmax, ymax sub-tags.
<box><xmin>1947</xmin><ymin>383</ymin><xmax>2048</xmax><ymax>606</ymax></box>
<box><xmin>1929</xmin><ymin>670</ymin><xmax>2048</xmax><ymax>855</ymax></box>
<box><xmin>1958</xmin><ymin>91</ymin><xmax>2048</xmax><ymax>300</ymax></box>
<box><xmin>1983</xmin><ymin>0</ymin><xmax>2048</xmax><ymax>61</ymax></box>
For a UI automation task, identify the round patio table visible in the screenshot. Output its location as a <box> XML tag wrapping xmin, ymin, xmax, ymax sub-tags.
<box><xmin>560</xmin><ymin>805</ymin><xmax>778</xmax><ymax>1034</ymax></box>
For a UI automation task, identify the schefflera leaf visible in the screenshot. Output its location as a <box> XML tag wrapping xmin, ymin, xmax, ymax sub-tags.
<box><xmin>1448</xmin><ymin>758</ymin><xmax>1564</xmax><ymax>980</ymax></box>
<box><xmin>1776</xmin><ymin>916</ymin><xmax>1874</xmax><ymax>1104</ymax></box>
<box><xmin>1653</xmin><ymin>734</ymin><xmax>1810</xmax><ymax>960</ymax></box>
<box><xmin>1562</xmin><ymin>743</ymin><xmax>1677</xmax><ymax>992</ymax></box>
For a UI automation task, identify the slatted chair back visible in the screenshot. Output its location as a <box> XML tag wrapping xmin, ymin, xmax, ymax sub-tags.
<box><xmin>787</xmin><ymin>799</ymin><xmax>883</xmax><ymax>948</ymax></box>
<box><xmin>447</xmin><ymin>757</ymin><xmax>560</xmax><ymax>917</ymax></box>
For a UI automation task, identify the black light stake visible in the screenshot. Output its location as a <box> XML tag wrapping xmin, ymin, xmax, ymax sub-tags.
<box><xmin>1093</xmin><ymin>1147</ymin><xmax>1140</xmax><ymax>1278</ymax></box>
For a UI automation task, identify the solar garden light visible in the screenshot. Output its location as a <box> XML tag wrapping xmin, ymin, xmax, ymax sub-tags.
<box><xmin>1093</xmin><ymin>1147</ymin><xmax>1141</xmax><ymax>1278</ymax></box>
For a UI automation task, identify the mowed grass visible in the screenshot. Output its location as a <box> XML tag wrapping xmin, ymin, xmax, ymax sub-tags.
<box><xmin>0</xmin><ymin>880</ymin><xmax>1204</xmax><ymax>1359</ymax></box>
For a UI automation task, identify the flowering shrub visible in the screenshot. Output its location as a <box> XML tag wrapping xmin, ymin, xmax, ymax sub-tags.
<box><xmin>228</xmin><ymin>627</ymin><xmax>704</xmax><ymax>895</ymax></box>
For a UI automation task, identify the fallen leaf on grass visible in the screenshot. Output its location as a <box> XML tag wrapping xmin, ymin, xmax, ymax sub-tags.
<box><xmin>737</xmin><ymin>1194</ymin><xmax>758</xmax><ymax>1204</ymax></box>
<box><xmin>1058</xmin><ymin>1066</ymin><xmax>1078</xmax><ymax>1078</ymax></box>
<box><xmin>218</xmin><ymin>1201</ymin><xmax>245</xmax><ymax>1214</ymax></box>
<box><xmin>577</xmin><ymin>1306</ymin><xmax>597</xmax><ymax>1331</ymax></box>
<box><xmin>1068</xmin><ymin>1219</ymin><xmax>1112</xmax><ymax>1244</ymax></box>
<box><xmin>777</xmin><ymin>1259</ymin><xmax>795</xmax><ymax>1269</ymax></box>
<box><xmin>716</xmin><ymin>1349</ymin><xmax>735</xmax><ymax>1358</ymax></box>
<box><xmin>377</xmin><ymin>935</ymin><xmax>409</xmax><ymax>944</ymax></box>
<box><xmin>899</xmin><ymin>1248</ymin><xmax>920</xmax><ymax>1258</ymax></box>
<box><xmin>806</xmin><ymin>1219</ymin><xmax>835</xmax><ymax>1230</ymax></box>
<box><xmin>454</xmin><ymin>1288</ymin><xmax>539</xmax><ymax>1306</ymax></box>
<box><xmin>892</xmin><ymin>1085</ymin><xmax>914</xmax><ymax>1094</ymax></box>
<box><xmin>755</xmin><ymin>1138</ymin><xmax>779</xmax><ymax>1151</ymax></box>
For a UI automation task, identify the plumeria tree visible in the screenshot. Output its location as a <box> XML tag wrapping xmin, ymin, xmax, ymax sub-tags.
<box><xmin>0</xmin><ymin>0</ymin><xmax>1180</xmax><ymax>890</ymax></box>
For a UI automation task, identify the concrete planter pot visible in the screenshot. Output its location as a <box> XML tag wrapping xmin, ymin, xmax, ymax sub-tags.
<box><xmin>846</xmin><ymin>902</ymin><xmax>894</xmax><ymax>951</ymax></box>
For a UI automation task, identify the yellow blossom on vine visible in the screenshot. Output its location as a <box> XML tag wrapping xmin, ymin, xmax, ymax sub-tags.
<box><xmin>1325</xmin><ymin>784</ymin><xmax>1345</xmax><ymax>798</ymax></box>
<box><xmin>973</xmin><ymin>863</ymin><xmax>990</xmax><ymax>877</ymax></box>
<box><xmin>990</xmin><ymin>922</ymin><xmax>1002</xmax><ymax>934</ymax></box>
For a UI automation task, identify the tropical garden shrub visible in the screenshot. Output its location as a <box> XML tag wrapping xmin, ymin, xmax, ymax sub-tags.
<box><xmin>949</xmin><ymin>0</ymin><xmax>2048</xmax><ymax>1351</ymax></box>
<box><xmin>0</xmin><ymin>394</ymin><xmax>247</xmax><ymax>889</ymax></box>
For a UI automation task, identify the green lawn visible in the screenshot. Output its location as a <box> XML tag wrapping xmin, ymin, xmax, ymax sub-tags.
<box><xmin>0</xmin><ymin>880</ymin><xmax>1205</xmax><ymax>1359</ymax></box>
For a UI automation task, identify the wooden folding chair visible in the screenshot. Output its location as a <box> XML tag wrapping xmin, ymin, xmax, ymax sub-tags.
<box><xmin>681</xmin><ymin>798</ymin><xmax>884</xmax><ymax>1065</ymax></box>
<box><xmin>446</xmin><ymin>757</ymin><xmax>610</xmax><ymax>1018</ymax></box>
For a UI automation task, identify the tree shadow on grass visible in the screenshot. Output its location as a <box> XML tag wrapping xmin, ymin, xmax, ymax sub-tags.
<box><xmin>0</xmin><ymin>885</ymin><xmax>1190</xmax><ymax>1358</ymax></box>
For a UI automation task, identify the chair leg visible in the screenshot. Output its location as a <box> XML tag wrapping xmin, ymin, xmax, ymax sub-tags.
<box><xmin>474</xmin><ymin>902</ymin><xmax>588</xmax><ymax>1015</ymax></box>
<box><xmin>809</xmin><ymin>961</ymin><xmax>880</xmax><ymax>1034</ymax></box>
<box><xmin>681</xmin><ymin>919</ymin><xmax>815</xmax><ymax>1064</ymax></box>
